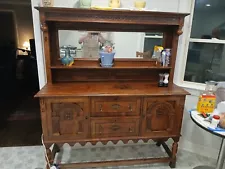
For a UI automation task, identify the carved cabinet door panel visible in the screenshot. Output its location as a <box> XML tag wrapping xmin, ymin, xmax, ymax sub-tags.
<box><xmin>46</xmin><ymin>97</ymin><xmax>89</xmax><ymax>139</ymax></box>
<box><xmin>141</xmin><ymin>96</ymin><xmax>184</xmax><ymax>137</ymax></box>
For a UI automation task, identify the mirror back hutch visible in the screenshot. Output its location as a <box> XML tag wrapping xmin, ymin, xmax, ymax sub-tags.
<box><xmin>35</xmin><ymin>7</ymin><xmax>189</xmax><ymax>169</ymax></box>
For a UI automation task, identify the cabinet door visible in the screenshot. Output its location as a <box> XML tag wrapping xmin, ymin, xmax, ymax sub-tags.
<box><xmin>141</xmin><ymin>97</ymin><xmax>182</xmax><ymax>137</ymax></box>
<box><xmin>46</xmin><ymin>97</ymin><xmax>89</xmax><ymax>139</ymax></box>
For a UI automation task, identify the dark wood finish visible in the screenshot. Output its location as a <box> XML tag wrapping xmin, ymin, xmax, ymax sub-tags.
<box><xmin>91</xmin><ymin>97</ymin><xmax>141</xmax><ymax>117</ymax></box>
<box><xmin>46</xmin><ymin>97</ymin><xmax>89</xmax><ymax>138</ymax></box>
<box><xmin>53</xmin><ymin>58</ymin><xmax>161</xmax><ymax>68</ymax></box>
<box><xmin>170</xmin><ymin>141</ymin><xmax>179</xmax><ymax>168</ymax></box>
<box><xmin>35</xmin><ymin>7</ymin><xmax>189</xmax><ymax>169</ymax></box>
<box><xmin>91</xmin><ymin>117</ymin><xmax>140</xmax><ymax>137</ymax></box>
<box><xmin>141</xmin><ymin>96</ymin><xmax>181</xmax><ymax>137</ymax></box>
<box><xmin>35</xmin><ymin>82</ymin><xmax>188</xmax><ymax>97</ymax></box>
<box><xmin>52</xmin><ymin>69</ymin><xmax>167</xmax><ymax>83</ymax></box>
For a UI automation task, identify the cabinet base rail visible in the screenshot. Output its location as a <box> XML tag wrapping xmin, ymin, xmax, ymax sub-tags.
<box><xmin>60</xmin><ymin>157</ymin><xmax>171</xmax><ymax>169</ymax></box>
<box><xmin>45</xmin><ymin>141</ymin><xmax>178</xmax><ymax>169</ymax></box>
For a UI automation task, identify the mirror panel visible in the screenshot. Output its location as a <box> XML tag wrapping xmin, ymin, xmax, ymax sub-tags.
<box><xmin>58</xmin><ymin>30</ymin><xmax>164</xmax><ymax>59</ymax></box>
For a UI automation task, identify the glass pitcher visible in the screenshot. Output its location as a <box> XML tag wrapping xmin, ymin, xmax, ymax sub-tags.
<box><xmin>197</xmin><ymin>81</ymin><xmax>217</xmax><ymax>114</ymax></box>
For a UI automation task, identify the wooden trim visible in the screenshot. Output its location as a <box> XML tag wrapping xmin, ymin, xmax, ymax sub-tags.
<box><xmin>35</xmin><ymin>7</ymin><xmax>189</xmax><ymax>26</ymax></box>
<box><xmin>43</xmin><ymin>135</ymin><xmax>181</xmax><ymax>146</ymax></box>
<box><xmin>40</xmin><ymin>12</ymin><xmax>52</xmax><ymax>83</ymax></box>
<box><xmin>60</xmin><ymin>157</ymin><xmax>171</xmax><ymax>169</ymax></box>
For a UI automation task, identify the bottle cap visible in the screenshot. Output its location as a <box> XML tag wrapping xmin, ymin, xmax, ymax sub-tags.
<box><xmin>213</xmin><ymin>115</ymin><xmax>220</xmax><ymax>120</ymax></box>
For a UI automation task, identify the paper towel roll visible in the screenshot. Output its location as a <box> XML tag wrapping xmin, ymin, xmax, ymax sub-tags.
<box><xmin>218</xmin><ymin>101</ymin><xmax>225</xmax><ymax>113</ymax></box>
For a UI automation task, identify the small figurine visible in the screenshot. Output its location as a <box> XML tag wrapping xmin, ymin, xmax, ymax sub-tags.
<box><xmin>163</xmin><ymin>73</ymin><xmax>169</xmax><ymax>87</ymax></box>
<box><xmin>158</xmin><ymin>73</ymin><xmax>164</xmax><ymax>87</ymax></box>
<box><xmin>161</xmin><ymin>48</ymin><xmax>171</xmax><ymax>67</ymax></box>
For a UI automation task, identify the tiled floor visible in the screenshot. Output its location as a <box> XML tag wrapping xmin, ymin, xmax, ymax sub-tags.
<box><xmin>0</xmin><ymin>143</ymin><xmax>221</xmax><ymax>169</ymax></box>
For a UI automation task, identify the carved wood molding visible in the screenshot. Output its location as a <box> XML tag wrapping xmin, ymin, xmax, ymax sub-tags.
<box><xmin>53</xmin><ymin>138</ymin><xmax>168</xmax><ymax>147</ymax></box>
<box><xmin>41</xmin><ymin>22</ymin><xmax>48</xmax><ymax>32</ymax></box>
<box><xmin>51</xmin><ymin>102</ymin><xmax>85</xmax><ymax>136</ymax></box>
<box><xmin>40</xmin><ymin>98</ymin><xmax>46</xmax><ymax>116</ymax></box>
<box><xmin>147</xmin><ymin>101</ymin><xmax>175</xmax><ymax>115</ymax></box>
<box><xmin>35</xmin><ymin>8</ymin><xmax>189</xmax><ymax>29</ymax></box>
<box><xmin>46</xmin><ymin>12</ymin><xmax>180</xmax><ymax>25</ymax></box>
<box><xmin>177</xmin><ymin>18</ymin><xmax>184</xmax><ymax>35</ymax></box>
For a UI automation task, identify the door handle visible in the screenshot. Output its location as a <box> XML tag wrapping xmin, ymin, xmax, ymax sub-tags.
<box><xmin>111</xmin><ymin>104</ymin><xmax>120</xmax><ymax>110</ymax></box>
<box><xmin>111</xmin><ymin>124</ymin><xmax>120</xmax><ymax>131</ymax></box>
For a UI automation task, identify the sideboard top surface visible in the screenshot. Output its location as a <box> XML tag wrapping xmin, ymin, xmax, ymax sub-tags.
<box><xmin>35</xmin><ymin>82</ymin><xmax>189</xmax><ymax>97</ymax></box>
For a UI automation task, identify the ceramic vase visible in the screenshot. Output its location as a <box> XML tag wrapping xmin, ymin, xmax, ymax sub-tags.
<box><xmin>99</xmin><ymin>51</ymin><xmax>115</xmax><ymax>67</ymax></box>
<box><xmin>60</xmin><ymin>48</ymin><xmax>74</xmax><ymax>66</ymax></box>
<box><xmin>79</xmin><ymin>0</ymin><xmax>92</xmax><ymax>8</ymax></box>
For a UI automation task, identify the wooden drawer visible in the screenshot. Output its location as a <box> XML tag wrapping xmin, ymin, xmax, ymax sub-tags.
<box><xmin>91</xmin><ymin>117</ymin><xmax>140</xmax><ymax>137</ymax></box>
<box><xmin>91</xmin><ymin>97</ymin><xmax>140</xmax><ymax>117</ymax></box>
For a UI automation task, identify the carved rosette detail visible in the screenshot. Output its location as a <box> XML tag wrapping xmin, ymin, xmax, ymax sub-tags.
<box><xmin>40</xmin><ymin>99</ymin><xmax>46</xmax><ymax>115</ymax></box>
<box><xmin>147</xmin><ymin>102</ymin><xmax>175</xmax><ymax>115</ymax></box>
<box><xmin>51</xmin><ymin>102</ymin><xmax>85</xmax><ymax>136</ymax></box>
<box><xmin>41</xmin><ymin>22</ymin><xmax>48</xmax><ymax>32</ymax></box>
<box><xmin>177</xmin><ymin>20</ymin><xmax>184</xmax><ymax>35</ymax></box>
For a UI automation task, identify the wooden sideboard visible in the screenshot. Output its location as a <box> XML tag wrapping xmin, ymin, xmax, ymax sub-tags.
<box><xmin>35</xmin><ymin>7</ymin><xmax>189</xmax><ymax>169</ymax></box>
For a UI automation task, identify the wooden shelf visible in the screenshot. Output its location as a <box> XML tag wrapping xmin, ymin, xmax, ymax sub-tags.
<box><xmin>50</xmin><ymin>65</ymin><xmax>172</xmax><ymax>69</ymax></box>
<box><xmin>51</xmin><ymin>58</ymin><xmax>172</xmax><ymax>70</ymax></box>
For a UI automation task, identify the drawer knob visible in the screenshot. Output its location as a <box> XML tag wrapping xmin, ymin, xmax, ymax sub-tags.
<box><xmin>99</xmin><ymin>104</ymin><xmax>103</xmax><ymax>112</ymax></box>
<box><xmin>128</xmin><ymin>104</ymin><xmax>133</xmax><ymax>112</ymax></box>
<box><xmin>129</xmin><ymin>128</ymin><xmax>133</xmax><ymax>133</ymax></box>
<box><xmin>156</xmin><ymin>111</ymin><xmax>164</xmax><ymax>116</ymax></box>
<box><xmin>111</xmin><ymin>104</ymin><xmax>120</xmax><ymax>110</ymax></box>
<box><xmin>111</xmin><ymin>124</ymin><xmax>120</xmax><ymax>131</ymax></box>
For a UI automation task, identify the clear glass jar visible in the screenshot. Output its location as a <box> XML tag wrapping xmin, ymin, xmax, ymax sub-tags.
<box><xmin>197</xmin><ymin>81</ymin><xmax>217</xmax><ymax>114</ymax></box>
<box><xmin>205</xmin><ymin>81</ymin><xmax>217</xmax><ymax>95</ymax></box>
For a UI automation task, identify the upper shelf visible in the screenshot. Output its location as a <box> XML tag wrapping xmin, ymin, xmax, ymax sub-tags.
<box><xmin>51</xmin><ymin>58</ymin><xmax>172</xmax><ymax>70</ymax></box>
<box><xmin>35</xmin><ymin>7</ymin><xmax>189</xmax><ymax>33</ymax></box>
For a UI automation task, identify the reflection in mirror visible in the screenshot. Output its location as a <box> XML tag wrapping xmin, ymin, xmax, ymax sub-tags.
<box><xmin>144</xmin><ymin>32</ymin><xmax>163</xmax><ymax>52</ymax></box>
<box><xmin>58</xmin><ymin>30</ymin><xmax>163</xmax><ymax>59</ymax></box>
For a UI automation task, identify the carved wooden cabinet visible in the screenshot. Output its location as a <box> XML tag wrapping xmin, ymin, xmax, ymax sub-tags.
<box><xmin>46</xmin><ymin>98</ymin><xmax>89</xmax><ymax>139</ymax></box>
<box><xmin>35</xmin><ymin>7</ymin><xmax>189</xmax><ymax>169</ymax></box>
<box><xmin>142</xmin><ymin>97</ymin><xmax>183</xmax><ymax>137</ymax></box>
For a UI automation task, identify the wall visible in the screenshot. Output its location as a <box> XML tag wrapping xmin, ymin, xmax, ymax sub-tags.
<box><xmin>31</xmin><ymin>0</ymin><xmax>222</xmax><ymax>159</ymax></box>
<box><xmin>0</xmin><ymin>1</ymin><xmax>34</xmax><ymax>49</ymax></box>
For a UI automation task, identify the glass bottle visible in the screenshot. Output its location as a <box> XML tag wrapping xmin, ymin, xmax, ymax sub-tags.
<box><xmin>197</xmin><ymin>81</ymin><xmax>217</xmax><ymax>114</ymax></box>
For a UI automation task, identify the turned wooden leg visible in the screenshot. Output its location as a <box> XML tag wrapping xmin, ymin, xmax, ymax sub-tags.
<box><xmin>169</xmin><ymin>141</ymin><xmax>178</xmax><ymax>168</ymax></box>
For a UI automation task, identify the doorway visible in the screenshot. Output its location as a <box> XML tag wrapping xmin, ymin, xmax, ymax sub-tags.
<box><xmin>0</xmin><ymin>10</ymin><xmax>42</xmax><ymax>146</ymax></box>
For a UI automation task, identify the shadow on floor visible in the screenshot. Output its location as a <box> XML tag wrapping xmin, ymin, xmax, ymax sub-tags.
<box><xmin>0</xmin><ymin>119</ymin><xmax>42</xmax><ymax>147</ymax></box>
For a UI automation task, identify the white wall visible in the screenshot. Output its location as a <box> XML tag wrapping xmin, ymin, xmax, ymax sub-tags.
<box><xmin>31</xmin><ymin>0</ymin><xmax>222</xmax><ymax>159</ymax></box>
<box><xmin>0</xmin><ymin>3</ymin><xmax>34</xmax><ymax>48</ymax></box>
